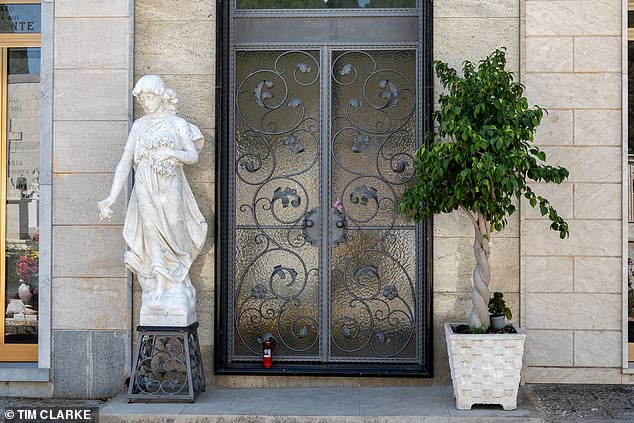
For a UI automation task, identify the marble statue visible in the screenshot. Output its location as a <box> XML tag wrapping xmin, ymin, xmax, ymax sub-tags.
<box><xmin>98</xmin><ymin>75</ymin><xmax>207</xmax><ymax>326</ymax></box>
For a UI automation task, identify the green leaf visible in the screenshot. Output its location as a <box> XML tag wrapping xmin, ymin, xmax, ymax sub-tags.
<box><xmin>504</xmin><ymin>307</ymin><xmax>513</xmax><ymax>320</ymax></box>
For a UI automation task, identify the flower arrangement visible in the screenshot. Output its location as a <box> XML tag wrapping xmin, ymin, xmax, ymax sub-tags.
<box><xmin>150</xmin><ymin>137</ymin><xmax>178</xmax><ymax>177</ymax></box>
<box><xmin>16</xmin><ymin>249</ymin><xmax>38</xmax><ymax>283</ymax></box>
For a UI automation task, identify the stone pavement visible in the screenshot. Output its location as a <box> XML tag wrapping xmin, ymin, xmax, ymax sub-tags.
<box><xmin>526</xmin><ymin>384</ymin><xmax>634</xmax><ymax>422</ymax></box>
<box><xmin>1</xmin><ymin>384</ymin><xmax>634</xmax><ymax>422</ymax></box>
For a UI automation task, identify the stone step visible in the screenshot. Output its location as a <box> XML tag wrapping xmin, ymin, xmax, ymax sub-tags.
<box><xmin>99</xmin><ymin>387</ymin><xmax>545</xmax><ymax>423</ymax></box>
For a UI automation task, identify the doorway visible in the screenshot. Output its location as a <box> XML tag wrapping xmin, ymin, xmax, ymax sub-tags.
<box><xmin>216</xmin><ymin>0</ymin><xmax>432</xmax><ymax>375</ymax></box>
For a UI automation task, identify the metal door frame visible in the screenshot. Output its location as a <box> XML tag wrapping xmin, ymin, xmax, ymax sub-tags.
<box><xmin>215</xmin><ymin>0</ymin><xmax>434</xmax><ymax>377</ymax></box>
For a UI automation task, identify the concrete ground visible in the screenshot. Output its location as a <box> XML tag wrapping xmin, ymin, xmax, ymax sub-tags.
<box><xmin>1</xmin><ymin>384</ymin><xmax>634</xmax><ymax>422</ymax></box>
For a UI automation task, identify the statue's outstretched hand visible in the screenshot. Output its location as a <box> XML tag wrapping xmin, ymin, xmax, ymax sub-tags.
<box><xmin>98</xmin><ymin>196</ymin><xmax>116</xmax><ymax>221</ymax></box>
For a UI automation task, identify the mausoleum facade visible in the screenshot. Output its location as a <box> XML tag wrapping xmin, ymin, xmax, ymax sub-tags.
<box><xmin>0</xmin><ymin>0</ymin><xmax>632</xmax><ymax>399</ymax></box>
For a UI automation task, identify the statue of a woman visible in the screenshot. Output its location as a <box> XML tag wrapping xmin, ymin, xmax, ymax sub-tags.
<box><xmin>98</xmin><ymin>75</ymin><xmax>207</xmax><ymax>326</ymax></box>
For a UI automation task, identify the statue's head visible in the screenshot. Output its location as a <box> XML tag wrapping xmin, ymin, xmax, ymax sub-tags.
<box><xmin>132</xmin><ymin>75</ymin><xmax>178</xmax><ymax>114</ymax></box>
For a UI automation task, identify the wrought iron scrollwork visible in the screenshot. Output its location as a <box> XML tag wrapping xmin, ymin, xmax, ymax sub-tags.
<box><xmin>273</xmin><ymin>186</ymin><xmax>301</xmax><ymax>209</ymax></box>
<box><xmin>350</xmin><ymin>185</ymin><xmax>378</xmax><ymax>206</ymax></box>
<box><xmin>128</xmin><ymin>324</ymin><xmax>205</xmax><ymax>402</ymax></box>
<box><xmin>329</xmin><ymin>50</ymin><xmax>417</xmax><ymax>360</ymax></box>
<box><xmin>234</xmin><ymin>50</ymin><xmax>321</xmax><ymax>359</ymax></box>
<box><xmin>134</xmin><ymin>336</ymin><xmax>188</xmax><ymax>395</ymax></box>
<box><xmin>302</xmin><ymin>206</ymin><xmax>348</xmax><ymax>248</ymax></box>
<box><xmin>232</xmin><ymin>49</ymin><xmax>419</xmax><ymax>363</ymax></box>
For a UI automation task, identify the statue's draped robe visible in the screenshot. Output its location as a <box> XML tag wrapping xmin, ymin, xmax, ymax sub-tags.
<box><xmin>123</xmin><ymin>115</ymin><xmax>207</xmax><ymax>292</ymax></box>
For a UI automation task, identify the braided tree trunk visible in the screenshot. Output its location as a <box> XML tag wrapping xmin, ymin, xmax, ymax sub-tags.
<box><xmin>464</xmin><ymin>211</ymin><xmax>491</xmax><ymax>328</ymax></box>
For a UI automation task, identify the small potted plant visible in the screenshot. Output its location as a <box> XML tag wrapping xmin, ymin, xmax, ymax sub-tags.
<box><xmin>399</xmin><ymin>48</ymin><xmax>569</xmax><ymax>410</ymax></box>
<box><xmin>488</xmin><ymin>292</ymin><xmax>512</xmax><ymax>331</ymax></box>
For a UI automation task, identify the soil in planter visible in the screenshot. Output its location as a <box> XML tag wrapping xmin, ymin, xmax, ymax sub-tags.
<box><xmin>452</xmin><ymin>324</ymin><xmax>518</xmax><ymax>334</ymax></box>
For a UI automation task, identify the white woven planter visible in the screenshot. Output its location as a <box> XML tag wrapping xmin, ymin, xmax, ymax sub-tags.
<box><xmin>445</xmin><ymin>322</ymin><xmax>526</xmax><ymax>411</ymax></box>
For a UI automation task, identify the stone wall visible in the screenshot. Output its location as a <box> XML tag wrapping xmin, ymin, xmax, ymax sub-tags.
<box><xmin>49</xmin><ymin>0</ymin><xmax>629</xmax><ymax>394</ymax></box>
<box><xmin>5</xmin><ymin>0</ymin><xmax>629</xmax><ymax>401</ymax></box>
<box><xmin>522</xmin><ymin>0</ymin><xmax>625</xmax><ymax>383</ymax></box>
<box><xmin>51</xmin><ymin>0</ymin><xmax>133</xmax><ymax>398</ymax></box>
<box><xmin>40</xmin><ymin>0</ymin><xmax>630</xmax><ymax>394</ymax></box>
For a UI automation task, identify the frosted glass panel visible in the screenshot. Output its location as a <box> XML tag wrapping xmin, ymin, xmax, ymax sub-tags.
<box><xmin>329</xmin><ymin>50</ymin><xmax>417</xmax><ymax>360</ymax></box>
<box><xmin>229</xmin><ymin>47</ymin><xmax>421</xmax><ymax>365</ymax></box>
<box><xmin>330</xmin><ymin>50</ymin><xmax>417</xmax><ymax>228</ymax></box>
<box><xmin>233</xmin><ymin>229</ymin><xmax>321</xmax><ymax>358</ymax></box>
<box><xmin>232</xmin><ymin>51</ymin><xmax>322</xmax><ymax>360</ymax></box>
<box><xmin>330</xmin><ymin>230</ymin><xmax>416</xmax><ymax>358</ymax></box>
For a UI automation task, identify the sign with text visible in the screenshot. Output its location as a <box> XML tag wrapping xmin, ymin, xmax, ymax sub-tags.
<box><xmin>4</xmin><ymin>407</ymin><xmax>99</xmax><ymax>423</ymax></box>
<box><xmin>0</xmin><ymin>5</ymin><xmax>40</xmax><ymax>33</ymax></box>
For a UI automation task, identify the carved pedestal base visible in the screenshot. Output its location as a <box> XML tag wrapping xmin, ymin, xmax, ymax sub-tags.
<box><xmin>128</xmin><ymin>322</ymin><xmax>205</xmax><ymax>403</ymax></box>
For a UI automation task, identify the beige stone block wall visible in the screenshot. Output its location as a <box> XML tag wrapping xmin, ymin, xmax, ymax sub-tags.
<box><xmin>48</xmin><ymin>0</ymin><xmax>135</xmax><ymax>398</ymax></box>
<box><xmin>52</xmin><ymin>2</ymin><xmax>131</xmax><ymax>333</ymax></box>
<box><xmin>522</xmin><ymin>0</ymin><xmax>624</xmax><ymax>382</ymax></box>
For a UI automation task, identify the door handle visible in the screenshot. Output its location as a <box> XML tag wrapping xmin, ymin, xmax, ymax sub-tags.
<box><xmin>331</xmin><ymin>208</ymin><xmax>347</xmax><ymax>246</ymax></box>
<box><xmin>303</xmin><ymin>206</ymin><xmax>347</xmax><ymax>247</ymax></box>
<box><xmin>303</xmin><ymin>208</ymin><xmax>320</xmax><ymax>246</ymax></box>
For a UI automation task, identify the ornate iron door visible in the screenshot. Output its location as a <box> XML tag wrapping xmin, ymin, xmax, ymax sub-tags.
<box><xmin>220</xmin><ymin>1</ymin><xmax>431</xmax><ymax>374</ymax></box>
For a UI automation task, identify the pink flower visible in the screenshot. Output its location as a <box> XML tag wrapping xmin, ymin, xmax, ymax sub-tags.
<box><xmin>332</xmin><ymin>198</ymin><xmax>343</xmax><ymax>212</ymax></box>
<box><xmin>15</xmin><ymin>253</ymin><xmax>39</xmax><ymax>282</ymax></box>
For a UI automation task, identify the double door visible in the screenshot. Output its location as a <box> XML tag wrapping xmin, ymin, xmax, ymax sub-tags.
<box><xmin>222</xmin><ymin>2</ymin><xmax>429</xmax><ymax>372</ymax></box>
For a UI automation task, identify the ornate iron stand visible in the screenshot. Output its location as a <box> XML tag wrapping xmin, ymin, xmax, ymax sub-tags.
<box><xmin>128</xmin><ymin>322</ymin><xmax>205</xmax><ymax>403</ymax></box>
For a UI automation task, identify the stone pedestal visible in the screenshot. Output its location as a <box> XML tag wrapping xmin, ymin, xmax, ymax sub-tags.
<box><xmin>128</xmin><ymin>322</ymin><xmax>205</xmax><ymax>403</ymax></box>
<box><xmin>140</xmin><ymin>309</ymin><xmax>196</xmax><ymax>327</ymax></box>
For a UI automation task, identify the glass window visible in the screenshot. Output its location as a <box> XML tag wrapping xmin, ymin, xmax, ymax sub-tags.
<box><xmin>236</xmin><ymin>0</ymin><xmax>417</xmax><ymax>10</ymax></box>
<box><xmin>3</xmin><ymin>47</ymin><xmax>40</xmax><ymax>352</ymax></box>
<box><xmin>0</xmin><ymin>2</ymin><xmax>40</xmax><ymax>362</ymax></box>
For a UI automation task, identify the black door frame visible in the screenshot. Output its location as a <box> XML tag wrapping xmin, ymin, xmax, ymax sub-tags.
<box><xmin>215</xmin><ymin>0</ymin><xmax>434</xmax><ymax>377</ymax></box>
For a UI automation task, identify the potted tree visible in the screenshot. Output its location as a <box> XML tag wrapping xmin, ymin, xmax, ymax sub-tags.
<box><xmin>399</xmin><ymin>49</ymin><xmax>569</xmax><ymax>410</ymax></box>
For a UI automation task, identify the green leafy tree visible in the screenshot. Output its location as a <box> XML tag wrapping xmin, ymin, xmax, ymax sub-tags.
<box><xmin>399</xmin><ymin>49</ymin><xmax>569</xmax><ymax>327</ymax></box>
